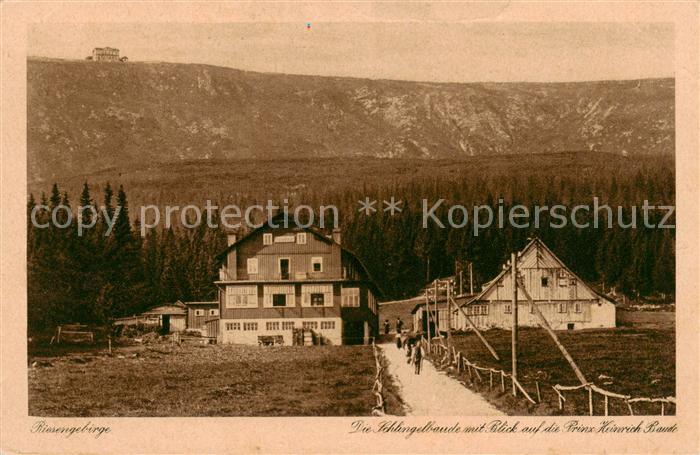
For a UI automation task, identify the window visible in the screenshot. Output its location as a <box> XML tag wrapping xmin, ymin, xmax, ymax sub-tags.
<box><xmin>296</xmin><ymin>233</ymin><xmax>307</xmax><ymax>244</ymax></box>
<box><xmin>574</xmin><ymin>302</ymin><xmax>582</xmax><ymax>313</ymax></box>
<box><xmin>243</xmin><ymin>322</ymin><xmax>258</xmax><ymax>331</ymax></box>
<box><xmin>226</xmin><ymin>286</ymin><xmax>258</xmax><ymax>308</ymax></box>
<box><xmin>303</xmin><ymin>321</ymin><xmax>318</xmax><ymax>330</ymax></box>
<box><xmin>368</xmin><ymin>292</ymin><xmax>377</xmax><ymax>313</ymax></box>
<box><xmin>570</xmin><ymin>278</ymin><xmax>577</xmax><ymax>286</ymax></box>
<box><xmin>279</xmin><ymin>258</ymin><xmax>290</xmax><ymax>280</ymax></box>
<box><xmin>504</xmin><ymin>304</ymin><xmax>512</xmax><ymax>314</ymax></box>
<box><xmin>321</xmin><ymin>321</ymin><xmax>335</xmax><ymax>330</ymax></box>
<box><xmin>266</xmin><ymin>321</ymin><xmax>280</xmax><ymax>331</ymax></box>
<box><xmin>263</xmin><ymin>285</ymin><xmax>295</xmax><ymax>307</ymax></box>
<box><xmin>341</xmin><ymin>287</ymin><xmax>360</xmax><ymax>307</ymax></box>
<box><xmin>194</xmin><ymin>309</ymin><xmax>205</xmax><ymax>316</ymax></box>
<box><xmin>209</xmin><ymin>309</ymin><xmax>219</xmax><ymax>316</ymax></box>
<box><xmin>541</xmin><ymin>277</ymin><xmax>549</xmax><ymax>287</ymax></box>
<box><xmin>469</xmin><ymin>305</ymin><xmax>489</xmax><ymax>316</ymax></box>
<box><xmin>247</xmin><ymin>258</ymin><xmax>259</xmax><ymax>274</ymax></box>
<box><xmin>302</xmin><ymin>284</ymin><xmax>333</xmax><ymax>307</ymax></box>
<box><xmin>558</xmin><ymin>303</ymin><xmax>567</xmax><ymax>313</ymax></box>
<box><xmin>311</xmin><ymin>257</ymin><xmax>323</xmax><ymax>273</ymax></box>
<box><xmin>226</xmin><ymin>322</ymin><xmax>240</xmax><ymax>331</ymax></box>
<box><xmin>282</xmin><ymin>321</ymin><xmax>295</xmax><ymax>330</ymax></box>
<box><xmin>263</xmin><ymin>233</ymin><xmax>273</xmax><ymax>245</ymax></box>
<box><xmin>311</xmin><ymin>293</ymin><xmax>325</xmax><ymax>306</ymax></box>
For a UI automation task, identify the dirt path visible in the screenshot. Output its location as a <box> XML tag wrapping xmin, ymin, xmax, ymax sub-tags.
<box><xmin>380</xmin><ymin>343</ymin><xmax>504</xmax><ymax>416</ymax></box>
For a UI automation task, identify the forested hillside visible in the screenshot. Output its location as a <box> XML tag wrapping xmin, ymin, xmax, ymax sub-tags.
<box><xmin>27</xmin><ymin>153</ymin><xmax>675</xmax><ymax>334</ymax></box>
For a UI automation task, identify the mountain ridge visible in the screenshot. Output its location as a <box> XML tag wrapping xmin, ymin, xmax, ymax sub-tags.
<box><xmin>28</xmin><ymin>58</ymin><xmax>674</xmax><ymax>184</ymax></box>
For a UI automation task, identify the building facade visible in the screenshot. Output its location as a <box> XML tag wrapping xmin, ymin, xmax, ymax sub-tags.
<box><xmin>214</xmin><ymin>220</ymin><xmax>380</xmax><ymax>345</ymax></box>
<box><xmin>455</xmin><ymin>238</ymin><xmax>616</xmax><ymax>331</ymax></box>
<box><xmin>92</xmin><ymin>47</ymin><xmax>120</xmax><ymax>61</ymax></box>
<box><xmin>183</xmin><ymin>301</ymin><xmax>219</xmax><ymax>332</ymax></box>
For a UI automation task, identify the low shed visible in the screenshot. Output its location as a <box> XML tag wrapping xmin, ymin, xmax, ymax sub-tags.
<box><xmin>142</xmin><ymin>302</ymin><xmax>187</xmax><ymax>333</ymax></box>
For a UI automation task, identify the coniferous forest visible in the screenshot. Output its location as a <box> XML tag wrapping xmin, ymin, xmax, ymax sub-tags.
<box><xmin>27</xmin><ymin>156</ymin><xmax>675</xmax><ymax>335</ymax></box>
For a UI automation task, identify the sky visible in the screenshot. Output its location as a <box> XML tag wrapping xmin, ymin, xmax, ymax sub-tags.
<box><xmin>28</xmin><ymin>22</ymin><xmax>674</xmax><ymax>83</ymax></box>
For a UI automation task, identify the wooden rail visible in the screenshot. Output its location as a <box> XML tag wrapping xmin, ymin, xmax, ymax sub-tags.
<box><xmin>425</xmin><ymin>340</ymin><xmax>674</xmax><ymax>416</ymax></box>
<box><xmin>371</xmin><ymin>340</ymin><xmax>387</xmax><ymax>416</ymax></box>
<box><xmin>426</xmin><ymin>341</ymin><xmax>536</xmax><ymax>405</ymax></box>
<box><xmin>553</xmin><ymin>383</ymin><xmax>676</xmax><ymax>416</ymax></box>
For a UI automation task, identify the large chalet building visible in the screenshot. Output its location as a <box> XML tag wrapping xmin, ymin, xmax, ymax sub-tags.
<box><xmin>412</xmin><ymin>238</ymin><xmax>616</xmax><ymax>333</ymax></box>
<box><xmin>213</xmin><ymin>218</ymin><xmax>381</xmax><ymax>345</ymax></box>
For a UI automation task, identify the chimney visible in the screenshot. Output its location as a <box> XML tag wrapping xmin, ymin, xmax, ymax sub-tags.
<box><xmin>332</xmin><ymin>228</ymin><xmax>341</xmax><ymax>245</ymax></box>
<box><xmin>227</xmin><ymin>233</ymin><xmax>237</xmax><ymax>246</ymax></box>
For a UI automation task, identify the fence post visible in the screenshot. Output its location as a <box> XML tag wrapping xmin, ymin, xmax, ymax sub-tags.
<box><xmin>604</xmin><ymin>395</ymin><xmax>609</xmax><ymax>416</ymax></box>
<box><xmin>489</xmin><ymin>370</ymin><xmax>493</xmax><ymax>389</ymax></box>
<box><xmin>588</xmin><ymin>387</ymin><xmax>594</xmax><ymax>416</ymax></box>
<box><xmin>500</xmin><ymin>371</ymin><xmax>505</xmax><ymax>392</ymax></box>
<box><xmin>535</xmin><ymin>381</ymin><xmax>541</xmax><ymax>403</ymax></box>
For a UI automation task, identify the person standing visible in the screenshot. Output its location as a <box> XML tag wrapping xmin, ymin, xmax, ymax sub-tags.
<box><xmin>396</xmin><ymin>317</ymin><xmax>403</xmax><ymax>334</ymax></box>
<box><xmin>405</xmin><ymin>336</ymin><xmax>415</xmax><ymax>364</ymax></box>
<box><xmin>383</xmin><ymin>319</ymin><xmax>390</xmax><ymax>335</ymax></box>
<box><xmin>413</xmin><ymin>339</ymin><xmax>424</xmax><ymax>375</ymax></box>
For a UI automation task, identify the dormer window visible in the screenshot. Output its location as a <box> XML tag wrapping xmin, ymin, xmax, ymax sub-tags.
<box><xmin>297</xmin><ymin>233</ymin><xmax>307</xmax><ymax>244</ymax></box>
<box><xmin>263</xmin><ymin>233</ymin><xmax>273</xmax><ymax>245</ymax></box>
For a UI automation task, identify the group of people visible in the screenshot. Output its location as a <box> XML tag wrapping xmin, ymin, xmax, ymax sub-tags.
<box><xmin>383</xmin><ymin>318</ymin><xmax>403</xmax><ymax>335</ymax></box>
<box><xmin>382</xmin><ymin>317</ymin><xmax>424</xmax><ymax>374</ymax></box>
<box><xmin>395</xmin><ymin>331</ymin><xmax>425</xmax><ymax>375</ymax></box>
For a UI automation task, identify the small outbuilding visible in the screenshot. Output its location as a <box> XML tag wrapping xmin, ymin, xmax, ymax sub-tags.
<box><xmin>141</xmin><ymin>302</ymin><xmax>187</xmax><ymax>333</ymax></box>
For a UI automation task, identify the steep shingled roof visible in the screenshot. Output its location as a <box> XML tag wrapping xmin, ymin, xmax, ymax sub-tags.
<box><xmin>215</xmin><ymin>212</ymin><xmax>385</xmax><ymax>299</ymax></box>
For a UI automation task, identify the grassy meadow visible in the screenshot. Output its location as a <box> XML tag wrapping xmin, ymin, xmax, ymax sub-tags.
<box><xmin>28</xmin><ymin>343</ymin><xmax>404</xmax><ymax>417</ymax></box>
<box><xmin>437</xmin><ymin>326</ymin><xmax>675</xmax><ymax>416</ymax></box>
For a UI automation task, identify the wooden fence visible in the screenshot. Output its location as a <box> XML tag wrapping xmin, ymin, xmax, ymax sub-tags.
<box><xmin>371</xmin><ymin>340</ymin><xmax>387</xmax><ymax>416</ymax></box>
<box><xmin>425</xmin><ymin>339</ymin><xmax>675</xmax><ymax>416</ymax></box>
<box><xmin>552</xmin><ymin>383</ymin><xmax>676</xmax><ymax>416</ymax></box>
<box><xmin>50</xmin><ymin>324</ymin><xmax>95</xmax><ymax>344</ymax></box>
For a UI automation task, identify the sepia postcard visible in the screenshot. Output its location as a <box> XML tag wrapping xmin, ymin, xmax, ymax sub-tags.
<box><xmin>1</xmin><ymin>2</ymin><xmax>699</xmax><ymax>454</ymax></box>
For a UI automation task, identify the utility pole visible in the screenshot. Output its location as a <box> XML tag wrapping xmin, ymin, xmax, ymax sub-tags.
<box><xmin>511</xmin><ymin>252</ymin><xmax>518</xmax><ymax>396</ymax></box>
<box><xmin>434</xmin><ymin>279</ymin><xmax>439</xmax><ymax>336</ymax></box>
<box><xmin>469</xmin><ymin>262</ymin><xmax>474</xmax><ymax>295</ymax></box>
<box><xmin>447</xmin><ymin>280</ymin><xmax>453</xmax><ymax>363</ymax></box>
<box><xmin>458</xmin><ymin>260</ymin><xmax>464</xmax><ymax>296</ymax></box>
<box><xmin>425</xmin><ymin>289</ymin><xmax>431</xmax><ymax>349</ymax></box>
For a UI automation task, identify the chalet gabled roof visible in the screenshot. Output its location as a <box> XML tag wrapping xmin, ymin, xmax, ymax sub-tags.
<box><xmin>215</xmin><ymin>212</ymin><xmax>384</xmax><ymax>299</ymax></box>
<box><xmin>458</xmin><ymin>237</ymin><xmax>614</xmax><ymax>309</ymax></box>
<box><xmin>215</xmin><ymin>212</ymin><xmax>332</xmax><ymax>261</ymax></box>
